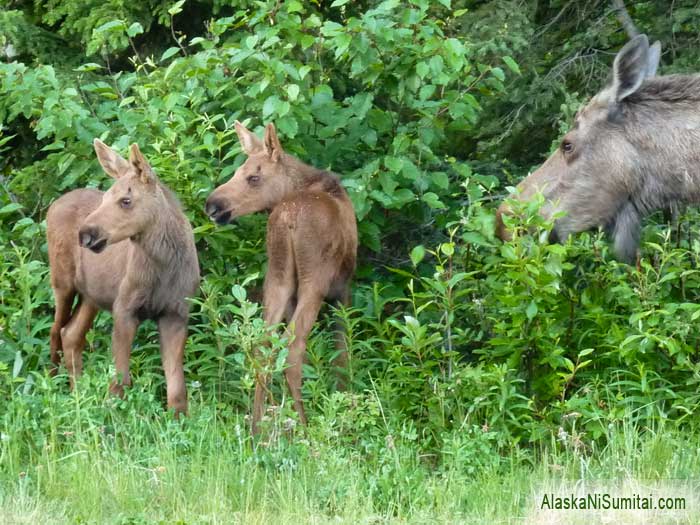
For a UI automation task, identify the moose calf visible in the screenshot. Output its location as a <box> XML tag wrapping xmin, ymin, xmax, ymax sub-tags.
<box><xmin>47</xmin><ymin>140</ymin><xmax>199</xmax><ymax>413</ymax></box>
<box><xmin>206</xmin><ymin>121</ymin><xmax>357</xmax><ymax>434</ymax></box>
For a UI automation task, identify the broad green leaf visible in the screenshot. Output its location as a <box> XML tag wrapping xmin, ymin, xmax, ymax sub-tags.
<box><xmin>287</xmin><ymin>0</ymin><xmax>304</xmax><ymax>12</ymax></box>
<box><xmin>410</xmin><ymin>245</ymin><xmax>426</xmax><ymax>266</ymax></box>
<box><xmin>168</xmin><ymin>0</ymin><xmax>186</xmax><ymax>16</ymax></box>
<box><xmin>286</xmin><ymin>84</ymin><xmax>300</xmax><ymax>101</ymax></box>
<box><xmin>491</xmin><ymin>66</ymin><xmax>505</xmax><ymax>81</ymax></box>
<box><xmin>440</xmin><ymin>242</ymin><xmax>454</xmax><ymax>256</ymax></box>
<box><xmin>422</xmin><ymin>192</ymin><xmax>445</xmax><ymax>209</ymax></box>
<box><xmin>127</xmin><ymin>22</ymin><xmax>144</xmax><ymax>37</ymax></box>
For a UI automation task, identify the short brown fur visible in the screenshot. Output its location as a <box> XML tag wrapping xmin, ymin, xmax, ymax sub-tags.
<box><xmin>206</xmin><ymin>121</ymin><xmax>357</xmax><ymax>434</ymax></box>
<box><xmin>47</xmin><ymin>140</ymin><xmax>200</xmax><ymax>413</ymax></box>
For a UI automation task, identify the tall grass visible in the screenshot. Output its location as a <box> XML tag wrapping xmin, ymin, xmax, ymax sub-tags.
<box><xmin>2</xmin><ymin>372</ymin><xmax>700</xmax><ymax>524</ymax></box>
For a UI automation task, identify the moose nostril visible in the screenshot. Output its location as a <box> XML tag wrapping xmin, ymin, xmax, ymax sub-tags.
<box><xmin>79</xmin><ymin>231</ymin><xmax>92</xmax><ymax>247</ymax></box>
<box><xmin>78</xmin><ymin>226</ymin><xmax>99</xmax><ymax>248</ymax></box>
<box><xmin>205</xmin><ymin>199</ymin><xmax>220</xmax><ymax>217</ymax></box>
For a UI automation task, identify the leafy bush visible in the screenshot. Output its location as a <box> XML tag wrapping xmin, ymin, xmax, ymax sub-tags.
<box><xmin>2</xmin><ymin>0</ymin><xmax>700</xmax><ymax>474</ymax></box>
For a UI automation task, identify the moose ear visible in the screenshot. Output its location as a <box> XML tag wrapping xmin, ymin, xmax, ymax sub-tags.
<box><xmin>129</xmin><ymin>143</ymin><xmax>155</xmax><ymax>185</ymax></box>
<box><xmin>611</xmin><ymin>34</ymin><xmax>650</xmax><ymax>103</ymax></box>
<box><xmin>94</xmin><ymin>139</ymin><xmax>130</xmax><ymax>179</ymax></box>
<box><xmin>645</xmin><ymin>40</ymin><xmax>661</xmax><ymax>78</ymax></box>
<box><xmin>234</xmin><ymin>120</ymin><xmax>263</xmax><ymax>155</ymax></box>
<box><xmin>263</xmin><ymin>123</ymin><xmax>283</xmax><ymax>162</ymax></box>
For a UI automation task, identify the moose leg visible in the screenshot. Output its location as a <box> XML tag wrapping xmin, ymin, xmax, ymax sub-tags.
<box><xmin>252</xmin><ymin>224</ymin><xmax>296</xmax><ymax>435</ymax></box>
<box><xmin>332</xmin><ymin>286</ymin><xmax>351</xmax><ymax>391</ymax></box>
<box><xmin>60</xmin><ymin>299</ymin><xmax>98</xmax><ymax>387</ymax></box>
<box><xmin>110</xmin><ymin>313</ymin><xmax>139</xmax><ymax>398</ymax></box>
<box><xmin>158</xmin><ymin>314</ymin><xmax>188</xmax><ymax>415</ymax></box>
<box><xmin>285</xmin><ymin>290</ymin><xmax>324</xmax><ymax>426</ymax></box>
<box><xmin>252</xmin><ymin>281</ymin><xmax>295</xmax><ymax>435</ymax></box>
<box><xmin>49</xmin><ymin>287</ymin><xmax>76</xmax><ymax>375</ymax></box>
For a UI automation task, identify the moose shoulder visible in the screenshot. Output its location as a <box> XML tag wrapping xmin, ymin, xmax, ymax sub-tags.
<box><xmin>496</xmin><ymin>34</ymin><xmax>700</xmax><ymax>262</ymax></box>
<box><xmin>206</xmin><ymin>121</ymin><xmax>358</xmax><ymax>434</ymax></box>
<box><xmin>47</xmin><ymin>140</ymin><xmax>200</xmax><ymax>414</ymax></box>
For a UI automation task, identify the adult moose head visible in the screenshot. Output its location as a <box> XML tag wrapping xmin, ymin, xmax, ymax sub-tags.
<box><xmin>47</xmin><ymin>140</ymin><xmax>200</xmax><ymax>414</ymax></box>
<box><xmin>206</xmin><ymin>121</ymin><xmax>357</xmax><ymax>435</ymax></box>
<box><xmin>496</xmin><ymin>35</ymin><xmax>700</xmax><ymax>262</ymax></box>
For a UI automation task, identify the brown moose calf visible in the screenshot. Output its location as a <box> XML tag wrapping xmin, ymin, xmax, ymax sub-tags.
<box><xmin>206</xmin><ymin>121</ymin><xmax>357</xmax><ymax>434</ymax></box>
<box><xmin>47</xmin><ymin>140</ymin><xmax>200</xmax><ymax>414</ymax></box>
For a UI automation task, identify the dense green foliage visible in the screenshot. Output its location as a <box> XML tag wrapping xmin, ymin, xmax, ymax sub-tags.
<box><xmin>3</xmin><ymin>0</ymin><xmax>700</xmax><ymax>520</ymax></box>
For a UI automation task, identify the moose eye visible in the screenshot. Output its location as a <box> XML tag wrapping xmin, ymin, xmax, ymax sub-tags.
<box><xmin>119</xmin><ymin>197</ymin><xmax>132</xmax><ymax>209</ymax></box>
<box><xmin>247</xmin><ymin>175</ymin><xmax>261</xmax><ymax>185</ymax></box>
<box><xmin>562</xmin><ymin>140</ymin><xmax>574</xmax><ymax>154</ymax></box>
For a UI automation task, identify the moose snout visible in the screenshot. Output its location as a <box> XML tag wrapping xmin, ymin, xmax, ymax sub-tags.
<box><xmin>78</xmin><ymin>225</ymin><xmax>108</xmax><ymax>253</ymax></box>
<box><xmin>495</xmin><ymin>204</ymin><xmax>513</xmax><ymax>241</ymax></box>
<box><xmin>205</xmin><ymin>195</ymin><xmax>232</xmax><ymax>225</ymax></box>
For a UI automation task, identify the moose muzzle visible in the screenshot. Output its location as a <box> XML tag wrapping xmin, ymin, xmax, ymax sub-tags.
<box><xmin>78</xmin><ymin>226</ymin><xmax>108</xmax><ymax>253</ymax></box>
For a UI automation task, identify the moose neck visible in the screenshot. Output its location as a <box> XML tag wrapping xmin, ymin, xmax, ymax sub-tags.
<box><xmin>282</xmin><ymin>153</ymin><xmax>346</xmax><ymax>197</ymax></box>
<box><xmin>132</xmin><ymin>187</ymin><xmax>189</xmax><ymax>269</ymax></box>
<box><xmin>610</xmin><ymin>77</ymin><xmax>700</xmax><ymax>261</ymax></box>
<box><xmin>629</xmin><ymin>120</ymin><xmax>700</xmax><ymax>211</ymax></box>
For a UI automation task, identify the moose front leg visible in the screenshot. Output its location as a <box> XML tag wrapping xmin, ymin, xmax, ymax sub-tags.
<box><xmin>158</xmin><ymin>314</ymin><xmax>188</xmax><ymax>415</ymax></box>
<box><xmin>110</xmin><ymin>313</ymin><xmax>139</xmax><ymax>398</ymax></box>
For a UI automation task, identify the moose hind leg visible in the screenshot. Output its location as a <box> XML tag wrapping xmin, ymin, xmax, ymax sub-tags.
<box><xmin>50</xmin><ymin>287</ymin><xmax>76</xmax><ymax>375</ymax></box>
<box><xmin>60</xmin><ymin>299</ymin><xmax>98</xmax><ymax>387</ymax></box>
<box><xmin>332</xmin><ymin>286</ymin><xmax>352</xmax><ymax>391</ymax></box>
<box><xmin>285</xmin><ymin>288</ymin><xmax>324</xmax><ymax>426</ymax></box>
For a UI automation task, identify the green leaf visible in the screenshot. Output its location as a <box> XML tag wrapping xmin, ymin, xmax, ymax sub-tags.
<box><xmin>161</xmin><ymin>47</ymin><xmax>180</xmax><ymax>62</ymax></box>
<box><xmin>503</xmin><ymin>56</ymin><xmax>521</xmax><ymax>75</ymax></box>
<box><xmin>231</xmin><ymin>285</ymin><xmax>247</xmax><ymax>302</ymax></box>
<box><xmin>331</xmin><ymin>0</ymin><xmax>350</xmax><ymax>5</ymax></box>
<box><xmin>419</xmin><ymin>84</ymin><xmax>435</xmax><ymax>101</ymax></box>
<box><xmin>384</xmin><ymin>156</ymin><xmax>403</xmax><ymax>174</ymax></box>
<box><xmin>287</xmin><ymin>0</ymin><xmax>304</xmax><ymax>13</ymax></box>
<box><xmin>437</xmin><ymin>0</ymin><xmax>451</xmax><ymax>7</ymax></box>
<box><xmin>275</xmin><ymin>348</ymin><xmax>289</xmax><ymax>373</ymax></box>
<box><xmin>410</xmin><ymin>245</ymin><xmax>426</xmax><ymax>266</ymax></box>
<box><xmin>168</xmin><ymin>0</ymin><xmax>186</xmax><ymax>16</ymax></box>
<box><xmin>286</xmin><ymin>84</ymin><xmax>300</xmax><ymax>101</ymax></box>
<box><xmin>526</xmin><ymin>301</ymin><xmax>538</xmax><ymax>320</ymax></box>
<box><xmin>416</xmin><ymin>61</ymin><xmax>429</xmax><ymax>79</ymax></box>
<box><xmin>127</xmin><ymin>22</ymin><xmax>144</xmax><ymax>38</ymax></box>
<box><xmin>74</xmin><ymin>63</ymin><xmax>103</xmax><ymax>72</ymax></box>
<box><xmin>0</xmin><ymin>203</ymin><xmax>23</xmax><ymax>216</ymax></box>
<box><xmin>422</xmin><ymin>192</ymin><xmax>445</xmax><ymax>209</ymax></box>
<box><xmin>392</xmin><ymin>188</ymin><xmax>415</xmax><ymax>205</ymax></box>
<box><xmin>440</xmin><ymin>242</ymin><xmax>454</xmax><ymax>256</ymax></box>
<box><xmin>491</xmin><ymin>67</ymin><xmax>505</xmax><ymax>81</ymax></box>
<box><xmin>430</xmin><ymin>171</ymin><xmax>449</xmax><ymax>190</ymax></box>
<box><xmin>95</xmin><ymin>20</ymin><xmax>126</xmax><ymax>34</ymax></box>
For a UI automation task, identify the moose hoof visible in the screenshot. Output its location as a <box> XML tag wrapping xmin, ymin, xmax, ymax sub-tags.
<box><xmin>109</xmin><ymin>381</ymin><xmax>126</xmax><ymax>398</ymax></box>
